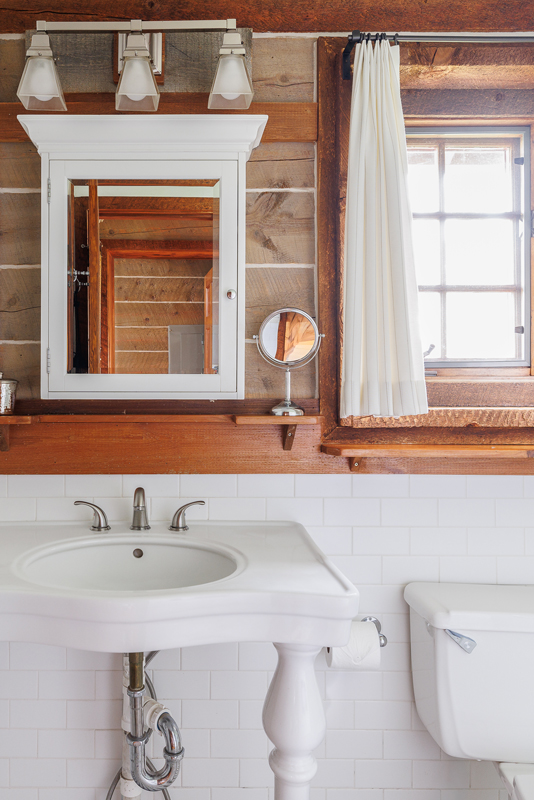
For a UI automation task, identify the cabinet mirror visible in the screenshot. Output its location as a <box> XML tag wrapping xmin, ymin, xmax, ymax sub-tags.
<box><xmin>18</xmin><ymin>114</ymin><xmax>267</xmax><ymax>399</ymax></box>
<box><xmin>68</xmin><ymin>179</ymin><xmax>220</xmax><ymax>378</ymax></box>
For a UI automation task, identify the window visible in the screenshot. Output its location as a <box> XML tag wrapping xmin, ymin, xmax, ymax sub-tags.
<box><xmin>406</xmin><ymin>128</ymin><xmax>530</xmax><ymax>369</ymax></box>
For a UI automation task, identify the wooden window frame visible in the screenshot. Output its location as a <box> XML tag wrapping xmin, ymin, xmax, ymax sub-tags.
<box><xmin>316</xmin><ymin>36</ymin><xmax>534</xmax><ymax>463</ymax></box>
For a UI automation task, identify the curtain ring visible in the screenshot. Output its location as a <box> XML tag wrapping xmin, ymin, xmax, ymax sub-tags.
<box><xmin>393</xmin><ymin>33</ymin><xmax>399</xmax><ymax>46</ymax></box>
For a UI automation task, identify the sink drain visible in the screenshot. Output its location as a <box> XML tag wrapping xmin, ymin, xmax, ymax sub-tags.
<box><xmin>133</xmin><ymin>549</ymin><xmax>144</xmax><ymax>559</ymax></box>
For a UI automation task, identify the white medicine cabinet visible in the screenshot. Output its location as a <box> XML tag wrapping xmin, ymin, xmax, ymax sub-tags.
<box><xmin>18</xmin><ymin>115</ymin><xmax>267</xmax><ymax>399</ymax></box>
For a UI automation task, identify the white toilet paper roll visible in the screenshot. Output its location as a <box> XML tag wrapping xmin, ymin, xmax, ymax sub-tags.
<box><xmin>326</xmin><ymin>620</ymin><xmax>381</xmax><ymax>670</ymax></box>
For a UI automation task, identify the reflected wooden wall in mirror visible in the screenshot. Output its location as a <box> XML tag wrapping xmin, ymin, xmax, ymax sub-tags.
<box><xmin>68</xmin><ymin>179</ymin><xmax>220</xmax><ymax>376</ymax></box>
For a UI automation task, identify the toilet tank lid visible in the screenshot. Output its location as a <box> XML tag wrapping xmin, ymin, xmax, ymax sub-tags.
<box><xmin>404</xmin><ymin>582</ymin><xmax>534</xmax><ymax>633</ymax></box>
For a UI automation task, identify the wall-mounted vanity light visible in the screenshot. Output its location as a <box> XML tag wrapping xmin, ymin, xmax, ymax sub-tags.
<box><xmin>16</xmin><ymin>32</ymin><xmax>67</xmax><ymax>111</ymax></box>
<box><xmin>115</xmin><ymin>31</ymin><xmax>160</xmax><ymax>112</ymax></box>
<box><xmin>17</xmin><ymin>19</ymin><xmax>253</xmax><ymax>113</ymax></box>
<box><xmin>208</xmin><ymin>31</ymin><xmax>254</xmax><ymax>109</ymax></box>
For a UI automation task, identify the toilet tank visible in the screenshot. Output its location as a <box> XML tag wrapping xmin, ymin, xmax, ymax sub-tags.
<box><xmin>404</xmin><ymin>582</ymin><xmax>534</xmax><ymax>763</ymax></box>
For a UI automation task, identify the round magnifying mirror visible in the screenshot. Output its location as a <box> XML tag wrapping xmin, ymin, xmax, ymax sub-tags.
<box><xmin>255</xmin><ymin>308</ymin><xmax>323</xmax><ymax>416</ymax></box>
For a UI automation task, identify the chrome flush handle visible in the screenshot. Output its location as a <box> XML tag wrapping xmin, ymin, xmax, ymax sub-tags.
<box><xmin>74</xmin><ymin>501</ymin><xmax>111</xmax><ymax>532</ymax></box>
<box><xmin>169</xmin><ymin>500</ymin><xmax>206</xmax><ymax>532</ymax></box>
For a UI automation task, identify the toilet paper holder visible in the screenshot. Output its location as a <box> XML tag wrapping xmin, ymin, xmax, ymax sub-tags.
<box><xmin>360</xmin><ymin>616</ymin><xmax>388</xmax><ymax>647</ymax></box>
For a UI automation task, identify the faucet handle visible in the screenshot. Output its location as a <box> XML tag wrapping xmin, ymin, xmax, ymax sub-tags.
<box><xmin>169</xmin><ymin>500</ymin><xmax>205</xmax><ymax>532</ymax></box>
<box><xmin>74</xmin><ymin>501</ymin><xmax>111</xmax><ymax>532</ymax></box>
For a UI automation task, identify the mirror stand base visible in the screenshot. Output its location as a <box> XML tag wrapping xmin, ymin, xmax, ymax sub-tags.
<box><xmin>271</xmin><ymin>400</ymin><xmax>305</xmax><ymax>417</ymax></box>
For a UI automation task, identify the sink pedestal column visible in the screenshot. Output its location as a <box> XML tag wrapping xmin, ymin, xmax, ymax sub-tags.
<box><xmin>262</xmin><ymin>643</ymin><xmax>325</xmax><ymax>800</ymax></box>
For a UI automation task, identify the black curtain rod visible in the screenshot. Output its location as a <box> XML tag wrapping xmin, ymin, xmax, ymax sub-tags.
<box><xmin>342</xmin><ymin>29</ymin><xmax>534</xmax><ymax>79</ymax></box>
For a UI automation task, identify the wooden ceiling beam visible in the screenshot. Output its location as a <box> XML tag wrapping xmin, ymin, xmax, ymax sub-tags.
<box><xmin>2</xmin><ymin>0</ymin><xmax>534</xmax><ymax>34</ymax></box>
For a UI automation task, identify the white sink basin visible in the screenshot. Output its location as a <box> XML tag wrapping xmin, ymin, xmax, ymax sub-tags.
<box><xmin>13</xmin><ymin>534</ymin><xmax>240</xmax><ymax>592</ymax></box>
<box><xmin>0</xmin><ymin>521</ymin><xmax>359</xmax><ymax>652</ymax></box>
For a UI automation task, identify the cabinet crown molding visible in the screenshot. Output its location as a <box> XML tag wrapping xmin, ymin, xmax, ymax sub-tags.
<box><xmin>17</xmin><ymin>114</ymin><xmax>268</xmax><ymax>159</ymax></box>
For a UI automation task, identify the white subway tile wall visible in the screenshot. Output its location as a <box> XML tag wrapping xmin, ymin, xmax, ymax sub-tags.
<box><xmin>0</xmin><ymin>473</ymin><xmax>518</xmax><ymax>799</ymax></box>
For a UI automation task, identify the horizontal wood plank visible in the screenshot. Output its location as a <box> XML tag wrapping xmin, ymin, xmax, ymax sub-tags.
<box><xmin>0</xmin><ymin>420</ymin><xmax>341</xmax><ymax>474</ymax></box>
<box><xmin>114</xmin><ymin>259</ymin><xmax>212</xmax><ymax>277</ymax></box>
<box><xmin>426</xmin><ymin>379</ymin><xmax>534</xmax><ymax>407</ymax></box>
<box><xmin>0</xmin><ymin>40</ymin><xmax>25</xmax><ymax>102</ymax></box>
<box><xmin>0</xmin><ymin>98</ymin><xmax>318</xmax><ymax>143</ymax></box>
<box><xmin>0</xmin><ymin>267</ymin><xmax>40</xmax><ymax>340</ymax></box>
<box><xmin>399</xmin><ymin>44</ymin><xmax>534</xmax><ymax>90</ymax></box>
<box><xmin>37</xmin><ymin>414</ymin><xmax>234</xmax><ymax>423</ymax></box>
<box><xmin>2</xmin><ymin>1</ymin><xmax>534</xmax><ymax>34</ymax></box>
<box><xmin>246</xmin><ymin>191</ymin><xmax>315</xmax><ymax>264</ymax></box>
<box><xmin>322</xmin><ymin>443</ymin><xmax>534</xmax><ymax>458</ymax></box>
<box><xmin>115</xmin><ymin>302</ymin><xmax>203</xmax><ymax>327</ymax></box>
<box><xmin>402</xmin><ymin>88</ymin><xmax>534</xmax><ymax>117</ymax></box>
<box><xmin>233</xmin><ymin>415</ymin><xmax>323</xmax><ymax>425</ymax></box>
<box><xmin>102</xmin><ymin>240</ymin><xmax>215</xmax><ymax>259</ymax></box>
<box><xmin>114</xmin><ymin>352</ymin><xmax>169</xmax><ymax>373</ymax></box>
<box><xmin>114</xmin><ymin>328</ymin><xmax>169</xmax><ymax>352</ymax></box>
<box><xmin>0</xmin><ymin>416</ymin><xmax>32</xmax><ymax>424</ymax></box>
<box><xmin>245</xmin><ymin>266</ymin><xmax>315</xmax><ymax>338</ymax></box>
<box><xmin>247</xmin><ymin>142</ymin><xmax>315</xmax><ymax>189</ymax></box>
<box><xmin>0</xmin><ymin>142</ymin><xmax>40</xmax><ymax>187</ymax></box>
<box><xmin>16</xmin><ymin>399</ymin><xmax>320</xmax><ymax>415</ymax></box>
<box><xmin>252</xmin><ymin>38</ymin><xmax>315</xmax><ymax>102</ymax></box>
<box><xmin>100</xmin><ymin>217</ymin><xmax>214</xmax><ymax>241</ymax></box>
<box><xmin>245</xmin><ymin>343</ymin><xmax>316</xmax><ymax>398</ymax></box>
<box><xmin>333</xmin><ymin>457</ymin><xmax>534</xmax><ymax>475</ymax></box>
<box><xmin>341</xmin><ymin>407</ymin><xmax>534</xmax><ymax>428</ymax></box>
<box><xmin>0</xmin><ymin>194</ymin><xmax>40</xmax><ymax>265</ymax></box>
<box><xmin>0</xmin><ymin>343</ymin><xmax>40</xmax><ymax>400</ymax></box>
<box><xmin>115</xmin><ymin>277</ymin><xmax>204</xmax><ymax>303</ymax></box>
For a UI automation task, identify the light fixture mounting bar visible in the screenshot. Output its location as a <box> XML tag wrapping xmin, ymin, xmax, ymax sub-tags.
<box><xmin>35</xmin><ymin>18</ymin><xmax>236</xmax><ymax>33</ymax></box>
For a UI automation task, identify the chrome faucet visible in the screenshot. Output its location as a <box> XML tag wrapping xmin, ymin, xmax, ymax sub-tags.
<box><xmin>74</xmin><ymin>501</ymin><xmax>111</xmax><ymax>532</ymax></box>
<box><xmin>169</xmin><ymin>500</ymin><xmax>205</xmax><ymax>531</ymax></box>
<box><xmin>130</xmin><ymin>487</ymin><xmax>150</xmax><ymax>531</ymax></box>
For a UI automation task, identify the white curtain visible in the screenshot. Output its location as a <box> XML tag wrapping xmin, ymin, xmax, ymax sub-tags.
<box><xmin>340</xmin><ymin>40</ymin><xmax>428</xmax><ymax>419</ymax></box>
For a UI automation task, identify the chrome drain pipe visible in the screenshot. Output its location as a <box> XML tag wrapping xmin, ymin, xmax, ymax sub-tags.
<box><xmin>126</xmin><ymin>652</ymin><xmax>184</xmax><ymax>793</ymax></box>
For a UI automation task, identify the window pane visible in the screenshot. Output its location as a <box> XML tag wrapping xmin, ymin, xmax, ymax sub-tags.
<box><xmin>418</xmin><ymin>292</ymin><xmax>441</xmax><ymax>359</ymax></box>
<box><xmin>444</xmin><ymin>218</ymin><xmax>516</xmax><ymax>285</ymax></box>
<box><xmin>407</xmin><ymin>147</ymin><xmax>439</xmax><ymax>212</ymax></box>
<box><xmin>446</xmin><ymin>292</ymin><xmax>519</xmax><ymax>360</ymax></box>
<box><xmin>412</xmin><ymin>219</ymin><xmax>441</xmax><ymax>285</ymax></box>
<box><xmin>444</xmin><ymin>146</ymin><xmax>512</xmax><ymax>213</ymax></box>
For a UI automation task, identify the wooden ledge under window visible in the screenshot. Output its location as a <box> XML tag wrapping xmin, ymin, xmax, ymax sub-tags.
<box><xmin>0</xmin><ymin>416</ymin><xmax>33</xmax><ymax>452</ymax></box>
<box><xmin>322</xmin><ymin>443</ymin><xmax>534</xmax><ymax>472</ymax></box>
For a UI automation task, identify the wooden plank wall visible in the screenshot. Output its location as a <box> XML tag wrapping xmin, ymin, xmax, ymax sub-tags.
<box><xmin>0</xmin><ymin>36</ymin><xmax>318</xmax><ymax>402</ymax></box>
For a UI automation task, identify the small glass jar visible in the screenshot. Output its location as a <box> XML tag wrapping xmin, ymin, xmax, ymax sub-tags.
<box><xmin>0</xmin><ymin>373</ymin><xmax>18</xmax><ymax>415</ymax></box>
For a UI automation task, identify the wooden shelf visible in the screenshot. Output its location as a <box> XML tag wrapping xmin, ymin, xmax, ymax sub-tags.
<box><xmin>234</xmin><ymin>415</ymin><xmax>324</xmax><ymax>451</ymax></box>
<box><xmin>0</xmin><ymin>416</ymin><xmax>33</xmax><ymax>452</ymax></box>
<box><xmin>37</xmin><ymin>414</ymin><xmax>233</xmax><ymax>424</ymax></box>
<box><xmin>233</xmin><ymin>415</ymin><xmax>323</xmax><ymax>425</ymax></box>
<box><xmin>322</xmin><ymin>443</ymin><xmax>534</xmax><ymax>471</ymax></box>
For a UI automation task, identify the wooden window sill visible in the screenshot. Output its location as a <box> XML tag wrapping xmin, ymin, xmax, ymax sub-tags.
<box><xmin>340</xmin><ymin>407</ymin><xmax>534</xmax><ymax>428</ymax></box>
<box><xmin>322</xmin><ymin>443</ymin><xmax>534</xmax><ymax>472</ymax></box>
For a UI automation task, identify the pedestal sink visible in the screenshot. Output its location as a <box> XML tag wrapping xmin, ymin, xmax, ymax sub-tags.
<box><xmin>0</xmin><ymin>519</ymin><xmax>359</xmax><ymax>800</ymax></box>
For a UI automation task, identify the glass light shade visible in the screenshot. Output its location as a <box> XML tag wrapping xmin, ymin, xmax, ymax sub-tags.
<box><xmin>208</xmin><ymin>54</ymin><xmax>254</xmax><ymax>109</ymax></box>
<box><xmin>17</xmin><ymin>56</ymin><xmax>66</xmax><ymax>111</ymax></box>
<box><xmin>116</xmin><ymin>56</ymin><xmax>160</xmax><ymax>112</ymax></box>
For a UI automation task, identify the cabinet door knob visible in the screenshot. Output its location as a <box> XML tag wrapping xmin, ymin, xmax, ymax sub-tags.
<box><xmin>227</xmin><ymin>290</ymin><xmax>237</xmax><ymax>299</ymax></box>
